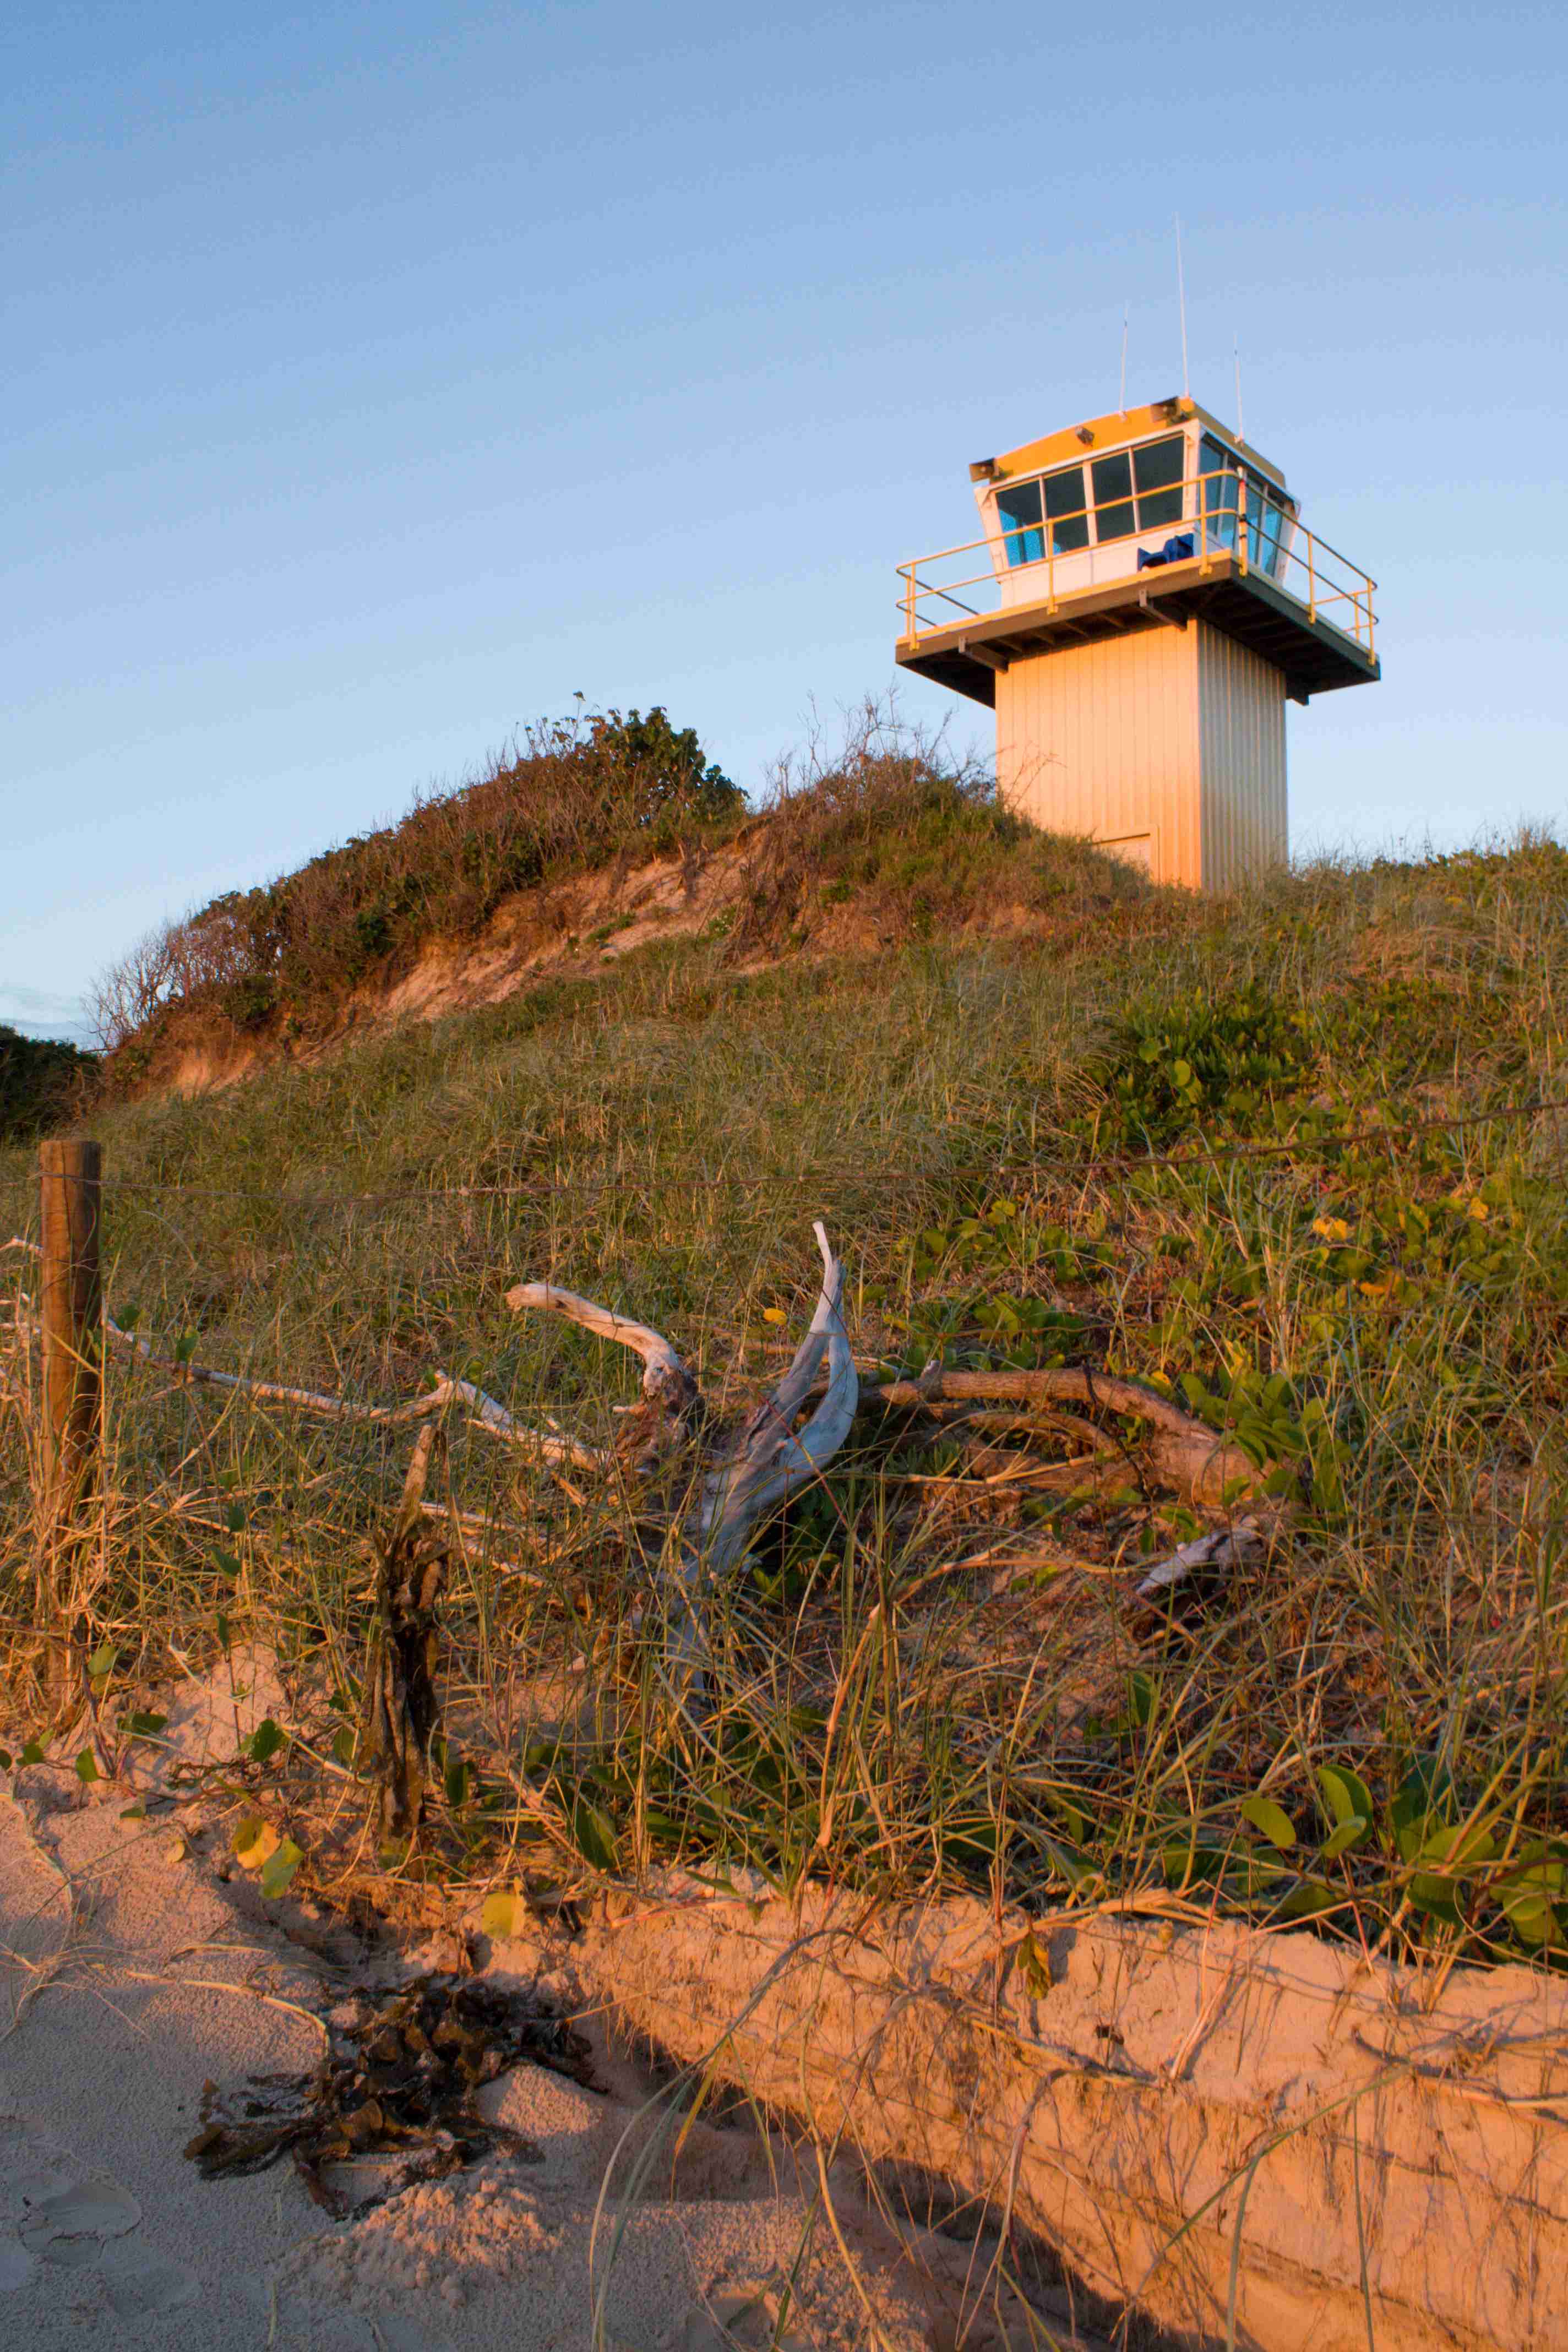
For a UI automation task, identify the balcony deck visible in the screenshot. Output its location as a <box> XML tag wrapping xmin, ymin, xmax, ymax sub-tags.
<box><xmin>895</xmin><ymin>545</ymin><xmax>1380</xmax><ymax>709</ymax></box>
<box><xmin>894</xmin><ymin>467</ymin><xmax>1379</xmax><ymax>709</ymax></box>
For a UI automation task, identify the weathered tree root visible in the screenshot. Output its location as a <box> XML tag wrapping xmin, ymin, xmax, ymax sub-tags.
<box><xmin>9</xmin><ymin>1226</ymin><xmax>1266</xmax><ymax>1663</ymax></box>
<box><xmin>503</xmin><ymin>1280</ymin><xmax>702</xmax><ymax>1474</ymax></box>
<box><xmin>508</xmin><ymin>1222</ymin><xmax>858</xmax><ymax>1689</ymax></box>
<box><xmin>870</xmin><ymin>1365</ymin><xmax>1254</xmax><ymax>1506</ymax></box>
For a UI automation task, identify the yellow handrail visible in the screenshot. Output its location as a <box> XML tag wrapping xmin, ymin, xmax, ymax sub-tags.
<box><xmin>896</xmin><ymin>466</ymin><xmax>1377</xmax><ymax>656</ymax></box>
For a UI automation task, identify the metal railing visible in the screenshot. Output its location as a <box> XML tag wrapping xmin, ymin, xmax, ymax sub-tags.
<box><xmin>897</xmin><ymin>469</ymin><xmax>1378</xmax><ymax>661</ymax></box>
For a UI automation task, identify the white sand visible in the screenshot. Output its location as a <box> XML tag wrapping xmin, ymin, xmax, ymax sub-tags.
<box><xmin>0</xmin><ymin>1664</ymin><xmax>1066</xmax><ymax>2351</ymax></box>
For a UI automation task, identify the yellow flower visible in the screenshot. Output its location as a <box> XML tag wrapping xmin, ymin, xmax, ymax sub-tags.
<box><xmin>761</xmin><ymin>1306</ymin><xmax>787</xmax><ymax>1325</ymax></box>
<box><xmin>1313</xmin><ymin>1215</ymin><xmax>1351</xmax><ymax>1243</ymax></box>
<box><xmin>1445</xmin><ymin>1190</ymin><xmax>1489</xmax><ymax>1219</ymax></box>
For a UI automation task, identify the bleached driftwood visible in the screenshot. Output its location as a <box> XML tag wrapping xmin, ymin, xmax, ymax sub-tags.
<box><xmin>509</xmin><ymin>1222</ymin><xmax>857</xmax><ymax>1683</ymax></box>
<box><xmin>10</xmin><ymin>1223</ymin><xmax>1264</xmax><ymax>1647</ymax></box>
<box><xmin>695</xmin><ymin>1222</ymin><xmax>857</xmax><ymax>1574</ymax></box>
<box><xmin>4</xmin><ymin>1237</ymin><xmax>599</xmax><ymax>1471</ymax></box>
<box><xmin>1134</xmin><ymin>1517</ymin><xmax>1265</xmax><ymax>1603</ymax></box>
<box><xmin>503</xmin><ymin>1278</ymin><xmax>701</xmax><ymax>1471</ymax></box>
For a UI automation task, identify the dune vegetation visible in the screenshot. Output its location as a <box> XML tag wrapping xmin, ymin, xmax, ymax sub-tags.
<box><xmin>1</xmin><ymin>1024</ymin><xmax>96</xmax><ymax>1144</ymax></box>
<box><xmin>4</xmin><ymin>709</ymin><xmax>1567</xmax><ymax>1971</ymax></box>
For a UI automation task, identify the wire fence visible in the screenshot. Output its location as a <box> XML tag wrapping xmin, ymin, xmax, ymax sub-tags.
<box><xmin>3</xmin><ymin>1086</ymin><xmax>1565</xmax><ymax>1219</ymax></box>
<box><xmin>4</xmin><ymin>1078</ymin><xmax>1565</xmax><ymax>1514</ymax></box>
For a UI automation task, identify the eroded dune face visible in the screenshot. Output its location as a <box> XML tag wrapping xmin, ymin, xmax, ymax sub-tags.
<box><xmin>0</xmin><ymin>1662</ymin><xmax>1055</xmax><ymax>2352</ymax></box>
<box><xmin>7</xmin><ymin>1618</ymin><xmax>1568</xmax><ymax>2352</ymax></box>
<box><xmin>591</xmin><ymin>1870</ymin><xmax>1568</xmax><ymax>2352</ymax></box>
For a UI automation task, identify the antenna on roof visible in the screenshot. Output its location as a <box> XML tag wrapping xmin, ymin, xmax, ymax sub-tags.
<box><xmin>1119</xmin><ymin>303</ymin><xmax>1129</xmax><ymax>412</ymax></box>
<box><xmin>1234</xmin><ymin>334</ymin><xmax>1244</xmax><ymax>443</ymax></box>
<box><xmin>1175</xmin><ymin>216</ymin><xmax>1190</xmax><ymax>396</ymax></box>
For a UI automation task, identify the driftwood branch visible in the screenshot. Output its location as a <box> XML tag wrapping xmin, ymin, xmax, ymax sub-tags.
<box><xmin>5</xmin><ymin>1267</ymin><xmax>601</xmax><ymax>1471</ymax></box>
<box><xmin>508</xmin><ymin>1225</ymin><xmax>858</xmax><ymax>1688</ymax></box>
<box><xmin>697</xmin><ymin>1222</ymin><xmax>857</xmax><ymax>1575</ymax></box>
<box><xmin>12</xmin><ymin>1219</ymin><xmax>1272</xmax><ymax>1690</ymax></box>
<box><xmin>871</xmin><ymin>1365</ymin><xmax>1253</xmax><ymax>1506</ymax></box>
<box><xmin>502</xmin><ymin>1280</ymin><xmax>692</xmax><ymax>1402</ymax></box>
<box><xmin>1134</xmin><ymin>1518</ymin><xmax>1265</xmax><ymax>1604</ymax></box>
<box><xmin>503</xmin><ymin>1277</ymin><xmax>702</xmax><ymax>1470</ymax></box>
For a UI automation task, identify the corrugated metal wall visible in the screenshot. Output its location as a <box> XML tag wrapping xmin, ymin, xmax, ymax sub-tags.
<box><xmin>1196</xmin><ymin>623</ymin><xmax>1288</xmax><ymax>890</ymax></box>
<box><xmin>995</xmin><ymin>621</ymin><xmax>1290</xmax><ymax>891</ymax></box>
<box><xmin>995</xmin><ymin>627</ymin><xmax>1202</xmax><ymax>886</ymax></box>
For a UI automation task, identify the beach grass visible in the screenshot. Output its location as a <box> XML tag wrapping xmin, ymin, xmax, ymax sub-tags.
<box><xmin>3</xmin><ymin>764</ymin><xmax>1567</xmax><ymax>1967</ymax></box>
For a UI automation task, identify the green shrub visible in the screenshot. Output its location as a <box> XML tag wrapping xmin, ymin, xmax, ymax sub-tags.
<box><xmin>0</xmin><ymin>1025</ymin><xmax>97</xmax><ymax>1141</ymax></box>
<box><xmin>220</xmin><ymin>976</ymin><xmax>279</xmax><ymax>1030</ymax></box>
<box><xmin>1109</xmin><ymin>981</ymin><xmax>1311</xmax><ymax>1140</ymax></box>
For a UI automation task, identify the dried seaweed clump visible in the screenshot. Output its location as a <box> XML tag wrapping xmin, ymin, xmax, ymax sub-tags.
<box><xmin>184</xmin><ymin>1974</ymin><xmax>598</xmax><ymax>2216</ymax></box>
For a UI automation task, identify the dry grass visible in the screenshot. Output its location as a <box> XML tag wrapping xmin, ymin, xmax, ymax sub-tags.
<box><xmin>727</xmin><ymin>700</ymin><xmax>1173</xmax><ymax>959</ymax></box>
<box><xmin>4</xmin><ymin>726</ymin><xmax>1567</xmax><ymax>1973</ymax></box>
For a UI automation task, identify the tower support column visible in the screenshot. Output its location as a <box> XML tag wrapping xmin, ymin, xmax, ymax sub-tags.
<box><xmin>995</xmin><ymin>618</ymin><xmax>1287</xmax><ymax>891</ymax></box>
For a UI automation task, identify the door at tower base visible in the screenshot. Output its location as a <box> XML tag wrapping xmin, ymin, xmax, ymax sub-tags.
<box><xmin>995</xmin><ymin>619</ymin><xmax>1288</xmax><ymax>892</ymax></box>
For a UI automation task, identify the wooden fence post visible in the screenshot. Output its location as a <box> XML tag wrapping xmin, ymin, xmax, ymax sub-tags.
<box><xmin>39</xmin><ymin>1137</ymin><xmax>103</xmax><ymax>1530</ymax></box>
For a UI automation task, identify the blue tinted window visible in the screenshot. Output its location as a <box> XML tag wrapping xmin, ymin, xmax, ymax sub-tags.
<box><xmin>1200</xmin><ymin>435</ymin><xmax>1239</xmax><ymax>551</ymax></box>
<box><xmin>1202</xmin><ymin>434</ymin><xmax>1289</xmax><ymax>571</ymax></box>
<box><xmin>996</xmin><ymin>480</ymin><xmax>1043</xmax><ymax>567</ymax></box>
<box><xmin>1246</xmin><ymin>483</ymin><xmax>1287</xmax><ymax>575</ymax></box>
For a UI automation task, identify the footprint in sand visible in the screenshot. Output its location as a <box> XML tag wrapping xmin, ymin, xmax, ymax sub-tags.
<box><xmin>99</xmin><ymin>2237</ymin><xmax>206</xmax><ymax>2318</ymax></box>
<box><xmin>684</xmin><ymin>2283</ymin><xmax>813</xmax><ymax>2351</ymax></box>
<box><xmin>21</xmin><ymin>2174</ymin><xmax>142</xmax><ymax>2256</ymax></box>
<box><xmin>1</xmin><ymin>2117</ymin><xmax>198</xmax><ymax>2315</ymax></box>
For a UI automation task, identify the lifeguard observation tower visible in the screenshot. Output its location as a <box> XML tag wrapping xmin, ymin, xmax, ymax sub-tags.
<box><xmin>894</xmin><ymin>395</ymin><xmax>1379</xmax><ymax>889</ymax></box>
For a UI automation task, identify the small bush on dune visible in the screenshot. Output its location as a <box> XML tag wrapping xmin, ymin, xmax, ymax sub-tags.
<box><xmin>0</xmin><ymin>1025</ymin><xmax>98</xmax><ymax>1142</ymax></box>
<box><xmin>734</xmin><ymin>698</ymin><xmax>1168</xmax><ymax>951</ymax></box>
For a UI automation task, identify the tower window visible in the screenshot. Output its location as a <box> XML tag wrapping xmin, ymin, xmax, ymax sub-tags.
<box><xmin>1042</xmin><ymin>464</ymin><xmax>1090</xmax><ymax>553</ymax></box>
<box><xmin>1200</xmin><ymin>434</ymin><xmax>1289</xmax><ymax>574</ymax></box>
<box><xmin>996</xmin><ymin>465</ymin><xmax>1091</xmax><ymax>564</ymax></box>
<box><xmin>1132</xmin><ymin>436</ymin><xmax>1184</xmax><ymax>527</ymax></box>
<box><xmin>996</xmin><ymin>480</ymin><xmax>1044</xmax><ymax>567</ymax></box>
<box><xmin>996</xmin><ymin>434</ymin><xmax>1200</xmax><ymax>567</ymax></box>
<box><xmin>1091</xmin><ymin>452</ymin><xmax>1136</xmax><ymax>543</ymax></box>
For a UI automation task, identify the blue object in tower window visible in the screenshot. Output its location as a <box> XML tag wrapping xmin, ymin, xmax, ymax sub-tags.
<box><xmin>1137</xmin><ymin>532</ymin><xmax>1195</xmax><ymax>570</ymax></box>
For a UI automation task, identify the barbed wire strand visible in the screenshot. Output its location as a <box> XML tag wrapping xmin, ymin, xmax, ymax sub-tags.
<box><xmin>1</xmin><ymin>1086</ymin><xmax>1562</xmax><ymax>1216</ymax></box>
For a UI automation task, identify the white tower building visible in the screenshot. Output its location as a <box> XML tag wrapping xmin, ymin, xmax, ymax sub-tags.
<box><xmin>895</xmin><ymin>395</ymin><xmax>1380</xmax><ymax>889</ymax></box>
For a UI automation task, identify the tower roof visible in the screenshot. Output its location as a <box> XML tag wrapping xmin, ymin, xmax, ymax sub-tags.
<box><xmin>972</xmin><ymin>395</ymin><xmax>1286</xmax><ymax>494</ymax></box>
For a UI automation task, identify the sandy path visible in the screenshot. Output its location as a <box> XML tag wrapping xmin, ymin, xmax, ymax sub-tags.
<box><xmin>0</xmin><ymin>1745</ymin><xmax>1070</xmax><ymax>2352</ymax></box>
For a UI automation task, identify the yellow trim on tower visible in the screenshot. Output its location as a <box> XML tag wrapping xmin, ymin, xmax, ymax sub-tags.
<box><xmin>977</xmin><ymin>396</ymin><xmax>1287</xmax><ymax>492</ymax></box>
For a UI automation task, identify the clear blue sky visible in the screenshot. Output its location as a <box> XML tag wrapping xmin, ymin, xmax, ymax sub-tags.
<box><xmin>5</xmin><ymin>1</ymin><xmax>1565</xmax><ymax>1040</ymax></box>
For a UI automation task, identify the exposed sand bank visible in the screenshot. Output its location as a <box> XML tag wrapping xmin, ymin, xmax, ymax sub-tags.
<box><xmin>7</xmin><ymin>1650</ymin><xmax>1566</xmax><ymax>2350</ymax></box>
<box><xmin>0</xmin><ymin>1659</ymin><xmax>1087</xmax><ymax>2351</ymax></box>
